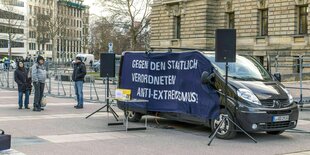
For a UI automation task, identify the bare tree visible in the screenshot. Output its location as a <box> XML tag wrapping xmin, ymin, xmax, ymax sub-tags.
<box><xmin>82</xmin><ymin>7</ymin><xmax>90</xmax><ymax>55</ymax></box>
<box><xmin>100</xmin><ymin>0</ymin><xmax>152</xmax><ymax>50</ymax></box>
<box><xmin>89</xmin><ymin>15</ymin><xmax>131</xmax><ymax>56</ymax></box>
<box><xmin>33</xmin><ymin>2</ymin><xmax>67</xmax><ymax>61</ymax></box>
<box><xmin>35</xmin><ymin>13</ymin><xmax>50</xmax><ymax>53</ymax></box>
<box><xmin>0</xmin><ymin>1</ymin><xmax>25</xmax><ymax>59</ymax></box>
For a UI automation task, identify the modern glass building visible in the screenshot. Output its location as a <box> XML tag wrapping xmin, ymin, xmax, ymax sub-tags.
<box><xmin>0</xmin><ymin>0</ymin><xmax>26</xmax><ymax>59</ymax></box>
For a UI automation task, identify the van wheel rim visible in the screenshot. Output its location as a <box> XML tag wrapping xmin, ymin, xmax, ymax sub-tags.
<box><xmin>127</xmin><ymin>111</ymin><xmax>135</xmax><ymax>118</ymax></box>
<box><xmin>214</xmin><ymin>114</ymin><xmax>230</xmax><ymax>136</ymax></box>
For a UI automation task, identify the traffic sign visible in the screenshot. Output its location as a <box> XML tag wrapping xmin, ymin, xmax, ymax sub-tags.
<box><xmin>108</xmin><ymin>42</ymin><xmax>113</xmax><ymax>53</ymax></box>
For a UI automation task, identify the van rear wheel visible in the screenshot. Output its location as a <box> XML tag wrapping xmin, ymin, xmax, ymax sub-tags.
<box><xmin>125</xmin><ymin>111</ymin><xmax>142</xmax><ymax>122</ymax></box>
<box><xmin>266</xmin><ymin>130</ymin><xmax>284</xmax><ymax>135</ymax></box>
<box><xmin>211</xmin><ymin>109</ymin><xmax>236</xmax><ymax>139</ymax></box>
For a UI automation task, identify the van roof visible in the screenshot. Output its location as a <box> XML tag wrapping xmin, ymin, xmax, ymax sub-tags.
<box><xmin>76</xmin><ymin>54</ymin><xmax>94</xmax><ymax>56</ymax></box>
<box><xmin>122</xmin><ymin>50</ymin><xmax>216</xmax><ymax>55</ymax></box>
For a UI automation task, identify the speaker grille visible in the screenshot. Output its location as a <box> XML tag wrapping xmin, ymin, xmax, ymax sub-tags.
<box><xmin>100</xmin><ymin>53</ymin><xmax>115</xmax><ymax>77</ymax></box>
<box><xmin>215</xmin><ymin>29</ymin><xmax>236</xmax><ymax>62</ymax></box>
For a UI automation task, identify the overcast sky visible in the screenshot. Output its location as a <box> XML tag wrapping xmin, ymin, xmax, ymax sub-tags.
<box><xmin>83</xmin><ymin>0</ymin><xmax>104</xmax><ymax>16</ymax></box>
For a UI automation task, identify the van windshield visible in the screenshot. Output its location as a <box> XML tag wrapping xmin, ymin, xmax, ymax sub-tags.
<box><xmin>206</xmin><ymin>55</ymin><xmax>272</xmax><ymax>81</ymax></box>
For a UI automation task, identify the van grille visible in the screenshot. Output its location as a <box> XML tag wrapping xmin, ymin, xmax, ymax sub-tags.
<box><xmin>260</xmin><ymin>99</ymin><xmax>291</xmax><ymax>108</ymax></box>
<box><xmin>259</xmin><ymin>121</ymin><xmax>294</xmax><ymax>129</ymax></box>
<box><xmin>266</xmin><ymin>110</ymin><xmax>292</xmax><ymax>115</ymax></box>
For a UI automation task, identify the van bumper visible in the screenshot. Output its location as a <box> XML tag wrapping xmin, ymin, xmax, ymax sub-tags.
<box><xmin>236</xmin><ymin>104</ymin><xmax>299</xmax><ymax>132</ymax></box>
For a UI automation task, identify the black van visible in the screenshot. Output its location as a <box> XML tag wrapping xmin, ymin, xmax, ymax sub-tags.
<box><xmin>118</xmin><ymin>52</ymin><xmax>299</xmax><ymax>139</ymax></box>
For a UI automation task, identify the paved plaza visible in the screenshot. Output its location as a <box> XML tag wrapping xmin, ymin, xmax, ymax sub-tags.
<box><xmin>0</xmin><ymin>81</ymin><xmax>310</xmax><ymax>155</ymax></box>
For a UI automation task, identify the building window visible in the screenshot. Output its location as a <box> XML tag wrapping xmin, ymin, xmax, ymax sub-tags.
<box><xmin>29</xmin><ymin>5</ymin><xmax>32</xmax><ymax>14</ymax></box>
<box><xmin>1</xmin><ymin>0</ymin><xmax>24</xmax><ymax>7</ymax></box>
<box><xmin>46</xmin><ymin>44</ymin><xmax>52</xmax><ymax>51</ymax></box>
<box><xmin>173</xmin><ymin>16</ymin><xmax>181</xmax><ymax>39</ymax></box>
<box><xmin>259</xmin><ymin>9</ymin><xmax>268</xmax><ymax>36</ymax></box>
<box><xmin>0</xmin><ymin>25</ymin><xmax>24</xmax><ymax>34</ymax></box>
<box><xmin>255</xmin><ymin>56</ymin><xmax>264</xmax><ymax>66</ymax></box>
<box><xmin>0</xmin><ymin>39</ymin><xmax>8</xmax><ymax>48</ymax></box>
<box><xmin>29</xmin><ymin>31</ymin><xmax>36</xmax><ymax>38</ymax></box>
<box><xmin>0</xmin><ymin>10</ymin><xmax>24</xmax><ymax>20</ymax></box>
<box><xmin>11</xmin><ymin>41</ymin><xmax>24</xmax><ymax>48</ymax></box>
<box><xmin>298</xmin><ymin>5</ymin><xmax>308</xmax><ymax>34</ymax></box>
<box><xmin>227</xmin><ymin>12</ymin><xmax>235</xmax><ymax>29</ymax></box>
<box><xmin>29</xmin><ymin>43</ymin><xmax>36</xmax><ymax>50</ymax></box>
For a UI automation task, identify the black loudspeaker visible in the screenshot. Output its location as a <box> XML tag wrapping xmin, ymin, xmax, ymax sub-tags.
<box><xmin>215</xmin><ymin>29</ymin><xmax>236</xmax><ymax>62</ymax></box>
<box><xmin>100</xmin><ymin>53</ymin><xmax>115</xmax><ymax>77</ymax></box>
<box><xmin>0</xmin><ymin>129</ymin><xmax>11</xmax><ymax>151</ymax></box>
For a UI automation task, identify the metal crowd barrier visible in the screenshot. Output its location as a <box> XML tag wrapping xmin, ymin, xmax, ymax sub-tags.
<box><xmin>0</xmin><ymin>64</ymin><xmax>117</xmax><ymax>104</ymax></box>
<box><xmin>268</xmin><ymin>55</ymin><xmax>310</xmax><ymax>108</ymax></box>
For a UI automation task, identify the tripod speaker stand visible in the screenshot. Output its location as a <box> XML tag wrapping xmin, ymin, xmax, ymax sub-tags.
<box><xmin>85</xmin><ymin>53</ymin><xmax>122</xmax><ymax>126</ymax></box>
<box><xmin>207</xmin><ymin>62</ymin><xmax>257</xmax><ymax>146</ymax></box>
<box><xmin>207</xmin><ymin>29</ymin><xmax>257</xmax><ymax>145</ymax></box>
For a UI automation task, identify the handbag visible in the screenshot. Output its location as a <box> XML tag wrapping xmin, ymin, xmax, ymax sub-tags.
<box><xmin>41</xmin><ymin>95</ymin><xmax>47</xmax><ymax>107</ymax></box>
<box><xmin>0</xmin><ymin>129</ymin><xmax>11</xmax><ymax>151</ymax></box>
<box><xmin>27</xmin><ymin>83</ymin><xmax>32</xmax><ymax>95</ymax></box>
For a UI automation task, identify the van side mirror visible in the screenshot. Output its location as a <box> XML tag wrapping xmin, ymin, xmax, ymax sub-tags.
<box><xmin>274</xmin><ymin>72</ymin><xmax>281</xmax><ymax>82</ymax></box>
<box><xmin>201</xmin><ymin>71</ymin><xmax>215</xmax><ymax>85</ymax></box>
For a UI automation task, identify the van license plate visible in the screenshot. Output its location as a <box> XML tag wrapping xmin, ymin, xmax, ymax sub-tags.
<box><xmin>272</xmin><ymin>115</ymin><xmax>289</xmax><ymax>122</ymax></box>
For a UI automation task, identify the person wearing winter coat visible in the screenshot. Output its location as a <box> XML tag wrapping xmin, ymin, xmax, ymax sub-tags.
<box><xmin>14</xmin><ymin>61</ymin><xmax>32</xmax><ymax>109</ymax></box>
<box><xmin>32</xmin><ymin>56</ymin><xmax>47</xmax><ymax>112</ymax></box>
<box><xmin>72</xmin><ymin>56</ymin><xmax>86</xmax><ymax>109</ymax></box>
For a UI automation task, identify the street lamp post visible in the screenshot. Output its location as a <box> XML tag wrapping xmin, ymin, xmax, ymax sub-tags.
<box><xmin>7</xmin><ymin>35</ymin><xmax>11</xmax><ymax>88</ymax></box>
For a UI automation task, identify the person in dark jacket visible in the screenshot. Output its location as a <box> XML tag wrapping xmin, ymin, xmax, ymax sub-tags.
<box><xmin>14</xmin><ymin>61</ymin><xmax>32</xmax><ymax>109</ymax></box>
<box><xmin>72</xmin><ymin>56</ymin><xmax>86</xmax><ymax>109</ymax></box>
<box><xmin>32</xmin><ymin>56</ymin><xmax>47</xmax><ymax>112</ymax></box>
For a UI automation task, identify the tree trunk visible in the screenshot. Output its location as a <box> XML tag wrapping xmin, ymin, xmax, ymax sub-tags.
<box><xmin>8</xmin><ymin>34</ymin><xmax>12</xmax><ymax>60</ymax></box>
<box><xmin>52</xmin><ymin>38</ymin><xmax>57</xmax><ymax>63</ymax></box>
<box><xmin>42</xmin><ymin>43</ymin><xmax>45</xmax><ymax>55</ymax></box>
<box><xmin>8</xmin><ymin>40</ymin><xmax>12</xmax><ymax>60</ymax></box>
<box><xmin>131</xmin><ymin>30</ymin><xmax>137</xmax><ymax>50</ymax></box>
<box><xmin>37</xmin><ymin>41</ymin><xmax>40</xmax><ymax>54</ymax></box>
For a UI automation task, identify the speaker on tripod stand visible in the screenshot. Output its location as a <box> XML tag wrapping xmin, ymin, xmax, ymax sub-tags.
<box><xmin>100</xmin><ymin>53</ymin><xmax>115</xmax><ymax>78</ymax></box>
<box><xmin>207</xmin><ymin>29</ymin><xmax>257</xmax><ymax>145</ymax></box>
<box><xmin>85</xmin><ymin>53</ymin><xmax>122</xmax><ymax>125</ymax></box>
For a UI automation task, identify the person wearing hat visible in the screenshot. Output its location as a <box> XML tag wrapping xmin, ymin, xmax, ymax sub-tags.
<box><xmin>32</xmin><ymin>55</ymin><xmax>47</xmax><ymax>112</ymax></box>
<box><xmin>14</xmin><ymin>61</ymin><xmax>32</xmax><ymax>109</ymax></box>
<box><xmin>72</xmin><ymin>56</ymin><xmax>86</xmax><ymax>109</ymax></box>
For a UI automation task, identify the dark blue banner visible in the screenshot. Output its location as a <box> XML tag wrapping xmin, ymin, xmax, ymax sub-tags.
<box><xmin>119</xmin><ymin>51</ymin><xmax>219</xmax><ymax>119</ymax></box>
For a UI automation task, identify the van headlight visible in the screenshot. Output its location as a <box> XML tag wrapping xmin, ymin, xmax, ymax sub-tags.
<box><xmin>282</xmin><ymin>87</ymin><xmax>294</xmax><ymax>104</ymax></box>
<box><xmin>237</xmin><ymin>88</ymin><xmax>261</xmax><ymax>105</ymax></box>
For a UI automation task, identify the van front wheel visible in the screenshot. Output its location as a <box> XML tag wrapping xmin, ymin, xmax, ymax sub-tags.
<box><xmin>125</xmin><ymin>111</ymin><xmax>142</xmax><ymax>122</ymax></box>
<box><xmin>211</xmin><ymin>109</ymin><xmax>236</xmax><ymax>139</ymax></box>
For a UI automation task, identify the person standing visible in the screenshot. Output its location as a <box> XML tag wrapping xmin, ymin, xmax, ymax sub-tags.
<box><xmin>3</xmin><ymin>57</ymin><xmax>9</xmax><ymax>71</ymax></box>
<box><xmin>72</xmin><ymin>56</ymin><xmax>86</xmax><ymax>109</ymax></box>
<box><xmin>32</xmin><ymin>56</ymin><xmax>46</xmax><ymax>112</ymax></box>
<box><xmin>89</xmin><ymin>60</ymin><xmax>93</xmax><ymax>71</ymax></box>
<box><xmin>14</xmin><ymin>61</ymin><xmax>32</xmax><ymax>109</ymax></box>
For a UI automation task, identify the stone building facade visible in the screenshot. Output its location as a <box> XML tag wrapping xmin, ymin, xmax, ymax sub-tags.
<box><xmin>27</xmin><ymin>0</ymin><xmax>89</xmax><ymax>61</ymax></box>
<box><xmin>150</xmin><ymin>0</ymin><xmax>310</xmax><ymax>74</ymax></box>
